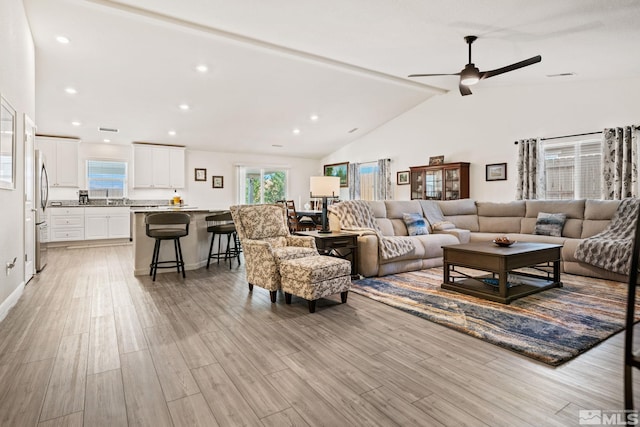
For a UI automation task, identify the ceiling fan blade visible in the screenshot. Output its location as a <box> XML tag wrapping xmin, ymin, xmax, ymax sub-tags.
<box><xmin>408</xmin><ymin>72</ymin><xmax>460</xmax><ymax>78</ymax></box>
<box><xmin>459</xmin><ymin>83</ymin><xmax>472</xmax><ymax>96</ymax></box>
<box><xmin>481</xmin><ymin>55</ymin><xmax>542</xmax><ymax>79</ymax></box>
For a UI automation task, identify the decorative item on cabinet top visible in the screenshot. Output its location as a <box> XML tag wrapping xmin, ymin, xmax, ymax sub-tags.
<box><xmin>429</xmin><ymin>155</ymin><xmax>445</xmax><ymax>166</ymax></box>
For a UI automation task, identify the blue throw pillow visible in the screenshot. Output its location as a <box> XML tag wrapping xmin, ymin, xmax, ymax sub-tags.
<box><xmin>533</xmin><ymin>212</ymin><xmax>566</xmax><ymax>237</ymax></box>
<box><xmin>403</xmin><ymin>213</ymin><xmax>429</xmax><ymax>236</ymax></box>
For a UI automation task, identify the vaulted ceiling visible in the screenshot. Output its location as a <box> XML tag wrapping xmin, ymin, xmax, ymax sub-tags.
<box><xmin>23</xmin><ymin>0</ymin><xmax>640</xmax><ymax>158</ymax></box>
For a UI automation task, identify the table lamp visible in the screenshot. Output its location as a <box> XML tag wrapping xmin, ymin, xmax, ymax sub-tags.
<box><xmin>310</xmin><ymin>176</ymin><xmax>340</xmax><ymax>233</ymax></box>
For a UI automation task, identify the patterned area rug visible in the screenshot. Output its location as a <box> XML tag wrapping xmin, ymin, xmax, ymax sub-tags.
<box><xmin>352</xmin><ymin>268</ymin><xmax>637</xmax><ymax>366</ymax></box>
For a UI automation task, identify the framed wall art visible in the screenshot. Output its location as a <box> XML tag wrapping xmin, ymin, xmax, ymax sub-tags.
<box><xmin>397</xmin><ymin>171</ymin><xmax>410</xmax><ymax>185</ymax></box>
<box><xmin>194</xmin><ymin>168</ymin><xmax>207</xmax><ymax>181</ymax></box>
<box><xmin>212</xmin><ymin>175</ymin><xmax>224</xmax><ymax>188</ymax></box>
<box><xmin>486</xmin><ymin>163</ymin><xmax>507</xmax><ymax>181</ymax></box>
<box><xmin>323</xmin><ymin>162</ymin><xmax>348</xmax><ymax>187</ymax></box>
<box><xmin>0</xmin><ymin>96</ymin><xmax>16</xmax><ymax>190</ymax></box>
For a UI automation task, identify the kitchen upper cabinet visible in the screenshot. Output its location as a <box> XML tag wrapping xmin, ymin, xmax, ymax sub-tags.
<box><xmin>35</xmin><ymin>136</ymin><xmax>79</xmax><ymax>187</ymax></box>
<box><xmin>133</xmin><ymin>144</ymin><xmax>184</xmax><ymax>189</ymax></box>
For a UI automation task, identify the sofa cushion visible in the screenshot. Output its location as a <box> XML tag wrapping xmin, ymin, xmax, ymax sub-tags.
<box><xmin>403</xmin><ymin>213</ymin><xmax>429</xmax><ymax>236</ymax></box>
<box><xmin>533</xmin><ymin>212</ymin><xmax>566</xmax><ymax>237</ymax></box>
<box><xmin>418</xmin><ymin>200</ymin><xmax>457</xmax><ymax>231</ymax></box>
<box><xmin>437</xmin><ymin>199</ymin><xmax>480</xmax><ymax>232</ymax></box>
<box><xmin>582</xmin><ymin>199</ymin><xmax>621</xmax><ymax>238</ymax></box>
<box><xmin>522</xmin><ymin>200</ymin><xmax>585</xmax><ymax>238</ymax></box>
<box><xmin>476</xmin><ymin>201</ymin><xmax>525</xmax><ymax>233</ymax></box>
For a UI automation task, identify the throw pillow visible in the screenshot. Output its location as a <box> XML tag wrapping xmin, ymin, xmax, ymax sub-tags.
<box><xmin>403</xmin><ymin>213</ymin><xmax>429</xmax><ymax>236</ymax></box>
<box><xmin>533</xmin><ymin>212</ymin><xmax>566</xmax><ymax>237</ymax></box>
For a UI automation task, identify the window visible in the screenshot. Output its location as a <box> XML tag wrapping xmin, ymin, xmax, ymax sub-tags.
<box><xmin>357</xmin><ymin>163</ymin><xmax>379</xmax><ymax>201</ymax></box>
<box><xmin>541</xmin><ymin>138</ymin><xmax>601</xmax><ymax>200</ymax></box>
<box><xmin>87</xmin><ymin>159</ymin><xmax>127</xmax><ymax>199</ymax></box>
<box><xmin>237</xmin><ymin>166</ymin><xmax>287</xmax><ymax>204</ymax></box>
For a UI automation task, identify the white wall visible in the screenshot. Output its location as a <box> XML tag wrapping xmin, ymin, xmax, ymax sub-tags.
<box><xmin>322</xmin><ymin>76</ymin><xmax>640</xmax><ymax>202</ymax></box>
<box><xmin>48</xmin><ymin>142</ymin><xmax>322</xmax><ymax>210</ymax></box>
<box><xmin>0</xmin><ymin>0</ymin><xmax>35</xmax><ymax>313</ymax></box>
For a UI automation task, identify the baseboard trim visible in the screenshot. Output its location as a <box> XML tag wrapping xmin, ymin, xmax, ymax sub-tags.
<box><xmin>0</xmin><ymin>281</ymin><xmax>25</xmax><ymax>323</ymax></box>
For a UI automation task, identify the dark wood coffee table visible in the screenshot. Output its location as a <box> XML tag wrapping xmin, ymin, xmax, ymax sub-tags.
<box><xmin>442</xmin><ymin>242</ymin><xmax>562</xmax><ymax>304</ymax></box>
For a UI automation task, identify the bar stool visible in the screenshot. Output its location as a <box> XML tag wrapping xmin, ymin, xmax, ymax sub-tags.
<box><xmin>145</xmin><ymin>212</ymin><xmax>190</xmax><ymax>281</ymax></box>
<box><xmin>206</xmin><ymin>211</ymin><xmax>241</xmax><ymax>269</ymax></box>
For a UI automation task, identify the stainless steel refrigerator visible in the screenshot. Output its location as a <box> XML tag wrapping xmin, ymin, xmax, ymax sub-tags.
<box><xmin>35</xmin><ymin>149</ymin><xmax>49</xmax><ymax>272</ymax></box>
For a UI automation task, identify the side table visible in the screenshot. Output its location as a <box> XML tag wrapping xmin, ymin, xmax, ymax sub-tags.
<box><xmin>294</xmin><ymin>230</ymin><xmax>359</xmax><ymax>278</ymax></box>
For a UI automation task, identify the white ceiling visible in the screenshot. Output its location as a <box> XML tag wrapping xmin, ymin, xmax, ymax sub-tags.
<box><xmin>23</xmin><ymin>0</ymin><xmax>640</xmax><ymax>158</ymax></box>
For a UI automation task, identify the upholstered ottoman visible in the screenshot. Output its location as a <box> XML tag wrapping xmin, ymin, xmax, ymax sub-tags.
<box><xmin>279</xmin><ymin>255</ymin><xmax>352</xmax><ymax>313</ymax></box>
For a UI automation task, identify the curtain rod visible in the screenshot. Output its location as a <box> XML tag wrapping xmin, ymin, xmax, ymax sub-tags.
<box><xmin>514</xmin><ymin>126</ymin><xmax>640</xmax><ymax>145</ymax></box>
<box><xmin>513</xmin><ymin>131</ymin><xmax>601</xmax><ymax>144</ymax></box>
<box><xmin>541</xmin><ymin>131</ymin><xmax>602</xmax><ymax>141</ymax></box>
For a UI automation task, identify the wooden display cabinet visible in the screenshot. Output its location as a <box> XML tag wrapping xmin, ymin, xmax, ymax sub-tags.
<box><xmin>410</xmin><ymin>162</ymin><xmax>470</xmax><ymax>200</ymax></box>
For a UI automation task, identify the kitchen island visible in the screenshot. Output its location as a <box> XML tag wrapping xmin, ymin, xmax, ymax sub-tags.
<box><xmin>131</xmin><ymin>207</ymin><xmax>231</xmax><ymax>276</ymax></box>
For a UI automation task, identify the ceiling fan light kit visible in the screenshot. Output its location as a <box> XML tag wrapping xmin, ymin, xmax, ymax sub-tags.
<box><xmin>409</xmin><ymin>35</ymin><xmax>542</xmax><ymax>96</ymax></box>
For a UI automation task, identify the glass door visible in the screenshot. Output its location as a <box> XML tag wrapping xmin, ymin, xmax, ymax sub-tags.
<box><xmin>424</xmin><ymin>169</ymin><xmax>443</xmax><ymax>199</ymax></box>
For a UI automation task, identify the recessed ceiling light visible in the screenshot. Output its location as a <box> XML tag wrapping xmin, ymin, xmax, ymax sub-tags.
<box><xmin>348</xmin><ymin>127</ymin><xmax>359</xmax><ymax>133</ymax></box>
<box><xmin>546</xmin><ymin>72</ymin><xmax>576</xmax><ymax>78</ymax></box>
<box><xmin>168</xmin><ymin>130</ymin><xmax>176</xmax><ymax>136</ymax></box>
<box><xmin>103</xmin><ymin>139</ymin><xmax>111</xmax><ymax>143</ymax></box>
<box><xmin>292</xmin><ymin>128</ymin><xmax>301</xmax><ymax>135</ymax></box>
<box><xmin>71</xmin><ymin>121</ymin><xmax>81</xmax><ymax>126</ymax></box>
<box><xmin>195</xmin><ymin>64</ymin><xmax>208</xmax><ymax>73</ymax></box>
<box><xmin>272</xmin><ymin>144</ymin><xmax>283</xmax><ymax>148</ymax></box>
<box><xmin>56</xmin><ymin>35</ymin><xmax>70</xmax><ymax>44</ymax></box>
<box><xmin>179</xmin><ymin>104</ymin><xmax>190</xmax><ymax>110</ymax></box>
<box><xmin>65</xmin><ymin>87</ymin><xmax>77</xmax><ymax>94</ymax></box>
<box><xmin>310</xmin><ymin>114</ymin><xmax>319</xmax><ymax>121</ymax></box>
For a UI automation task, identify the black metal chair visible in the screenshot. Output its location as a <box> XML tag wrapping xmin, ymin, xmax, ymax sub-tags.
<box><xmin>145</xmin><ymin>212</ymin><xmax>190</xmax><ymax>281</ymax></box>
<box><xmin>206</xmin><ymin>211</ymin><xmax>241</xmax><ymax>269</ymax></box>
<box><xmin>625</xmin><ymin>203</ymin><xmax>640</xmax><ymax>410</ymax></box>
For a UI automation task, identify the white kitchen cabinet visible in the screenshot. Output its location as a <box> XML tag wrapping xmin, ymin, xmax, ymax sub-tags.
<box><xmin>133</xmin><ymin>144</ymin><xmax>184</xmax><ymax>189</ymax></box>
<box><xmin>35</xmin><ymin>136</ymin><xmax>79</xmax><ymax>187</ymax></box>
<box><xmin>49</xmin><ymin>207</ymin><xmax>85</xmax><ymax>242</ymax></box>
<box><xmin>84</xmin><ymin>207</ymin><xmax>130</xmax><ymax>240</ymax></box>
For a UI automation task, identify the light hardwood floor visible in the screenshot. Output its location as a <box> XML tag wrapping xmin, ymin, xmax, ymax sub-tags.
<box><xmin>0</xmin><ymin>244</ymin><xmax>637</xmax><ymax>426</ymax></box>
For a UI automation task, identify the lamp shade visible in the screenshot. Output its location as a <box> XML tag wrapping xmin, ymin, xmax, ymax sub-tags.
<box><xmin>310</xmin><ymin>176</ymin><xmax>340</xmax><ymax>198</ymax></box>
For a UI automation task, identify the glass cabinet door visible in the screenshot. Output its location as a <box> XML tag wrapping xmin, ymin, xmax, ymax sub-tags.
<box><xmin>445</xmin><ymin>168</ymin><xmax>460</xmax><ymax>200</ymax></box>
<box><xmin>424</xmin><ymin>169</ymin><xmax>443</xmax><ymax>199</ymax></box>
<box><xmin>411</xmin><ymin>170</ymin><xmax>424</xmax><ymax>199</ymax></box>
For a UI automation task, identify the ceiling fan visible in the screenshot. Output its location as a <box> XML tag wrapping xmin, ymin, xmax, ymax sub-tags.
<box><xmin>408</xmin><ymin>35</ymin><xmax>542</xmax><ymax>96</ymax></box>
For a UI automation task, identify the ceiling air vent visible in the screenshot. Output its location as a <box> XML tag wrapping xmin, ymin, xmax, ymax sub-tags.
<box><xmin>98</xmin><ymin>127</ymin><xmax>119</xmax><ymax>133</ymax></box>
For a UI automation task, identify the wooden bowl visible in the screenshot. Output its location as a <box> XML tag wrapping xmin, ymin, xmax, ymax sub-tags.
<box><xmin>493</xmin><ymin>239</ymin><xmax>516</xmax><ymax>247</ymax></box>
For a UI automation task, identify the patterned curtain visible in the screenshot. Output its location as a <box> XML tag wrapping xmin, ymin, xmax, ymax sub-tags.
<box><xmin>602</xmin><ymin>126</ymin><xmax>638</xmax><ymax>200</ymax></box>
<box><xmin>375</xmin><ymin>158</ymin><xmax>392</xmax><ymax>200</ymax></box>
<box><xmin>516</xmin><ymin>138</ymin><xmax>542</xmax><ymax>200</ymax></box>
<box><xmin>348</xmin><ymin>162</ymin><xmax>360</xmax><ymax>200</ymax></box>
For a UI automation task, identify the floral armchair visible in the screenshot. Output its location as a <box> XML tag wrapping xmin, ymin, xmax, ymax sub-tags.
<box><xmin>230</xmin><ymin>204</ymin><xmax>318</xmax><ymax>302</ymax></box>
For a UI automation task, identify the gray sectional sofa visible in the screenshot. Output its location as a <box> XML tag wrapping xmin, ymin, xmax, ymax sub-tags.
<box><xmin>328</xmin><ymin>199</ymin><xmax>626</xmax><ymax>282</ymax></box>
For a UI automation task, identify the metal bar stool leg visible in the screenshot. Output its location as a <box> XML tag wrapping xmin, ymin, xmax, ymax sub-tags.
<box><xmin>150</xmin><ymin>239</ymin><xmax>160</xmax><ymax>276</ymax></box>
<box><xmin>152</xmin><ymin>240</ymin><xmax>160</xmax><ymax>281</ymax></box>
<box><xmin>225</xmin><ymin>233</ymin><xmax>233</xmax><ymax>269</ymax></box>
<box><xmin>206</xmin><ymin>233</ymin><xmax>216</xmax><ymax>269</ymax></box>
<box><xmin>176</xmin><ymin>238</ymin><xmax>186</xmax><ymax>278</ymax></box>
